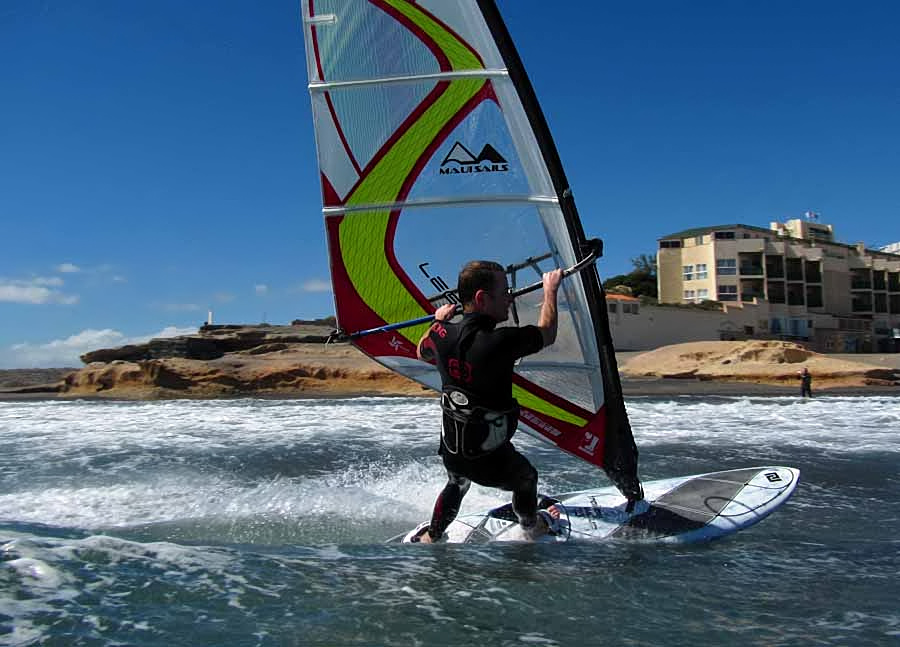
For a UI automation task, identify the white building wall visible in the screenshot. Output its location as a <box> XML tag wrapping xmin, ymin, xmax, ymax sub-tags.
<box><xmin>608</xmin><ymin>303</ymin><xmax>765</xmax><ymax>350</ymax></box>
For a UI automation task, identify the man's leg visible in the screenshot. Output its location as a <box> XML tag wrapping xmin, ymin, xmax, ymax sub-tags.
<box><xmin>420</xmin><ymin>472</ymin><xmax>470</xmax><ymax>543</ymax></box>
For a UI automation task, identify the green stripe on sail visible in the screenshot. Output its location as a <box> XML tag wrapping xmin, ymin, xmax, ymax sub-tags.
<box><xmin>383</xmin><ymin>0</ymin><xmax>483</xmax><ymax>71</ymax></box>
<box><xmin>338</xmin><ymin>1</ymin><xmax>485</xmax><ymax>344</ymax></box>
<box><xmin>514</xmin><ymin>384</ymin><xmax>589</xmax><ymax>427</ymax></box>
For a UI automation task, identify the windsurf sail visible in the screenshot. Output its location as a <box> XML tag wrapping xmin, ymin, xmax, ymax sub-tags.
<box><xmin>299</xmin><ymin>0</ymin><xmax>642</xmax><ymax>501</ymax></box>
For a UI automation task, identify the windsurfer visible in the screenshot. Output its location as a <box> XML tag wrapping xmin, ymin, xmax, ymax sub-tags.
<box><xmin>414</xmin><ymin>260</ymin><xmax>563</xmax><ymax>543</ymax></box>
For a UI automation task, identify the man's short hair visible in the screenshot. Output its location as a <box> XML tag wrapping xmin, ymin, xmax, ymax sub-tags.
<box><xmin>458</xmin><ymin>260</ymin><xmax>504</xmax><ymax>306</ymax></box>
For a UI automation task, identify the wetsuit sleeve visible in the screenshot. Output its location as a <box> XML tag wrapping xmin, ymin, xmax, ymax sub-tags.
<box><xmin>505</xmin><ymin>325</ymin><xmax>544</xmax><ymax>360</ymax></box>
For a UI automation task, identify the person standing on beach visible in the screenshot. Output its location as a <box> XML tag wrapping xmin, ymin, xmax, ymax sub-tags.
<box><xmin>799</xmin><ymin>367</ymin><xmax>812</xmax><ymax>398</ymax></box>
<box><xmin>412</xmin><ymin>260</ymin><xmax>562</xmax><ymax>543</ymax></box>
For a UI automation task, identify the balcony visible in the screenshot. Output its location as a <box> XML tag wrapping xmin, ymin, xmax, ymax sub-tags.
<box><xmin>804</xmin><ymin>261</ymin><xmax>822</xmax><ymax>283</ymax></box>
<box><xmin>851</xmin><ymin>269</ymin><xmax>872</xmax><ymax>290</ymax></box>
<box><xmin>765</xmin><ymin>258</ymin><xmax>785</xmax><ymax>278</ymax></box>
<box><xmin>739</xmin><ymin>264</ymin><xmax>764</xmax><ymax>276</ymax></box>
<box><xmin>888</xmin><ymin>273</ymin><xmax>900</xmax><ymax>292</ymax></box>
<box><xmin>852</xmin><ymin>295</ymin><xmax>873</xmax><ymax>313</ymax></box>
<box><xmin>767</xmin><ymin>282</ymin><xmax>786</xmax><ymax>304</ymax></box>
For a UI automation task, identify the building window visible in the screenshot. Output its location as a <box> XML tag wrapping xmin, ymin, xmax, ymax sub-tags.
<box><xmin>717</xmin><ymin>258</ymin><xmax>737</xmax><ymax>275</ymax></box>
<box><xmin>698</xmin><ymin>288</ymin><xmax>709</xmax><ymax>300</ymax></box>
<box><xmin>683</xmin><ymin>265</ymin><xmax>694</xmax><ymax>280</ymax></box>
<box><xmin>659</xmin><ymin>240</ymin><xmax>682</xmax><ymax>249</ymax></box>
<box><xmin>695</xmin><ymin>235</ymin><xmax>704</xmax><ymax>245</ymax></box>
<box><xmin>714</xmin><ymin>231</ymin><xmax>736</xmax><ymax>240</ymax></box>
<box><xmin>696</xmin><ymin>263</ymin><xmax>708</xmax><ymax>279</ymax></box>
<box><xmin>683</xmin><ymin>289</ymin><xmax>696</xmax><ymax>300</ymax></box>
<box><xmin>608</xmin><ymin>303</ymin><xmax>617</xmax><ymax>313</ymax></box>
<box><xmin>718</xmin><ymin>285</ymin><xmax>738</xmax><ymax>301</ymax></box>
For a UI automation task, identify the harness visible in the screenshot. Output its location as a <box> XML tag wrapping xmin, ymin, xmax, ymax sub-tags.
<box><xmin>437</xmin><ymin>319</ymin><xmax>518</xmax><ymax>458</ymax></box>
<box><xmin>440</xmin><ymin>388</ymin><xmax>519</xmax><ymax>458</ymax></box>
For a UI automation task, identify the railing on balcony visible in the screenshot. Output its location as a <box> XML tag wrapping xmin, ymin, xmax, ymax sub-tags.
<box><xmin>851</xmin><ymin>279</ymin><xmax>872</xmax><ymax>290</ymax></box>
<box><xmin>740</xmin><ymin>265</ymin><xmax>764</xmax><ymax>276</ymax></box>
<box><xmin>852</xmin><ymin>297</ymin><xmax>873</xmax><ymax>312</ymax></box>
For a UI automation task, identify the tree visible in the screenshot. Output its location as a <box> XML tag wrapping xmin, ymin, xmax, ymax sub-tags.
<box><xmin>602</xmin><ymin>253</ymin><xmax>658</xmax><ymax>298</ymax></box>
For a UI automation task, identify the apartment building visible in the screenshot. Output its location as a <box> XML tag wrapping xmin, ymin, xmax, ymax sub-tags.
<box><xmin>657</xmin><ymin>218</ymin><xmax>900</xmax><ymax>352</ymax></box>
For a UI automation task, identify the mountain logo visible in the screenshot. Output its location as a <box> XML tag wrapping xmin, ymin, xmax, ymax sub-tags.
<box><xmin>439</xmin><ymin>141</ymin><xmax>509</xmax><ymax>175</ymax></box>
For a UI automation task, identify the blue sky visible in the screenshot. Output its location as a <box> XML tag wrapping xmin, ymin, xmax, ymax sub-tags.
<box><xmin>2</xmin><ymin>0</ymin><xmax>899</xmax><ymax>367</ymax></box>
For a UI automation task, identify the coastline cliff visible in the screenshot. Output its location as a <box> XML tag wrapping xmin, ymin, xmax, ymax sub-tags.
<box><xmin>1</xmin><ymin>326</ymin><xmax>897</xmax><ymax>400</ymax></box>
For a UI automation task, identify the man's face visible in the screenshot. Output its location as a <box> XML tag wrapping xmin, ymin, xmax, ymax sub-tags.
<box><xmin>484</xmin><ymin>270</ymin><xmax>512</xmax><ymax>322</ymax></box>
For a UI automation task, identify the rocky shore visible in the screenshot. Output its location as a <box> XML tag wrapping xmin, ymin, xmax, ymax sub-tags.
<box><xmin>1</xmin><ymin>325</ymin><xmax>898</xmax><ymax>400</ymax></box>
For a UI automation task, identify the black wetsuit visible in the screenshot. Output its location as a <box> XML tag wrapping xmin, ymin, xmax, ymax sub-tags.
<box><xmin>800</xmin><ymin>372</ymin><xmax>812</xmax><ymax>398</ymax></box>
<box><xmin>420</xmin><ymin>313</ymin><xmax>544</xmax><ymax>539</ymax></box>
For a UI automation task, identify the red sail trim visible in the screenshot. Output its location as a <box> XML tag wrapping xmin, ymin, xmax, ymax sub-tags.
<box><xmin>308</xmin><ymin>3</ymin><xmax>364</xmax><ymax>185</ymax></box>
<box><xmin>383</xmin><ymin>81</ymin><xmax>494</xmax><ymax>312</ymax></box>
<box><xmin>511</xmin><ymin>371</ymin><xmax>594</xmax><ymax>419</ymax></box>
<box><xmin>308</xmin><ymin>0</ymin><xmax>324</xmax><ymax>80</ymax></box>
<box><xmin>340</xmin><ymin>81</ymin><xmax>448</xmax><ymax>205</ymax></box>
<box><xmin>518</xmin><ymin>402</ymin><xmax>608</xmax><ymax>470</ymax></box>
<box><xmin>372</xmin><ymin>0</ymin><xmax>452</xmax><ymax>72</ymax></box>
<box><xmin>512</xmin><ymin>371</ymin><xmax>608</xmax><ymax>469</ymax></box>
<box><xmin>321</xmin><ymin>172</ymin><xmax>341</xmax><ymax>209</ymax></box>
<box><xmin>380</xmin><ymin>0</ymin><xmax>486</xmax><ymax>67</ymax></box>
<box><xmin>324</xmin><ymin>91</ymin><xmax>364</xmax><ymax>177</ymax></box>
<box><xmin>326</xmin><ymin>217</ymin><xmax>418</xmax><ymax>359</ymax></box>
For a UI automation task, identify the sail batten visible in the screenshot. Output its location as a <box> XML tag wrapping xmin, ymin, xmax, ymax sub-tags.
<box><xmin>300</xmin><ymin>0</ymin><xmax>642</xmax><ymax>501</ymax></box>
<box><xmin>323</xmin><ymin>194</ymin><xmax>559</xmax><ymax>216</ymax></box>
<box><xmin>310</xmin><ymin>69</ymin><xmax>508</xmax><ymax>91</ymax></box>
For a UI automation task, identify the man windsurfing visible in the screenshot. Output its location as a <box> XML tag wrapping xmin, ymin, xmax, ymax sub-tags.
<box><xmin>412</xmin><ymin>260</ymin><xmax>563</xmax><ymax>543</ymax></box>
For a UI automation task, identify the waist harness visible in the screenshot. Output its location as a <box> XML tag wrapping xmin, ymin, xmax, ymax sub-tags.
<box><xmin>440</xmin><ymin>387</ymin><xmax>518</xmax><ymax>459</ymax></box>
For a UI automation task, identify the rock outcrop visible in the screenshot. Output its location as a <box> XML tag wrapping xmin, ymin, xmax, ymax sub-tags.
<box><xmin>55</xmin><ymin>323</ymin><xmax>429</xmax><ymax>399</ymax></box>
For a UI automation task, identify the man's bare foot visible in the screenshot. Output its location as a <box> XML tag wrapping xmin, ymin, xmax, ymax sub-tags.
<box><xmin>418</xmin><ymin>530</ymin><xmax>433</xmax><ymax>544</ymax></box>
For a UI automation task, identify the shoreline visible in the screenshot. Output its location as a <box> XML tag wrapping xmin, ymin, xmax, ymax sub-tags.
<box><xmin>1</xmin><ymin>376</ymin><xmax>895</xmax><ymax>402</ymax></box>
<box><xmin>2</xmin><ymin>345</ymin><xmax>897</xmax><ymax>402</ymax></box>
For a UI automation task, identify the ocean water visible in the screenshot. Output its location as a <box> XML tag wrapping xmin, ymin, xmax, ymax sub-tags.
<box><xmin>1</xmin><ymin>395</ymin><xmax>898</xmax><ymax>646</ymax></box>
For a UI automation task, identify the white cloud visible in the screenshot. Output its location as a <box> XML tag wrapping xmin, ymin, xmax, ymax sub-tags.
<box><xmin>300</xmin><ymin>278</ymin><xmax>332</xmax><ymax>293</ymax></box>
<box><xmin>57</xmin><ymin>263</ymin><xmax>81</xmax><ymax>273</ymax></box>
<box><xmin>0</xmin><ymin>326</ymin><xmax>198</xmax><ymax>369</ymax></box>
<box><xmin>33</xmin><ymin>276</ymin><xmax>64</xmax><ymax>287</ymax></box>
<box><xmin>254</xmin><ymin>284</ymin><xmax>269</xmax><ymax>296</ymax></box>
<box><xmin>0</xmin><ymin>278</ymin><xmax>78</xmax><ymax>305</ymax></box>
<box><xmin>214</xmin><ymin>292</ymin><xmax>235</xmax><ymax>303</ymax></box>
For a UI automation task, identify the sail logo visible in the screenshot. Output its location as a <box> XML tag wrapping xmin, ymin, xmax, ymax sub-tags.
<box><xmin>439</xmin><ymin>141</ymin><xmax>509</xmax><ymax>175</ymax></box>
